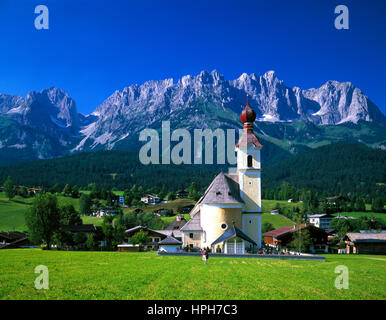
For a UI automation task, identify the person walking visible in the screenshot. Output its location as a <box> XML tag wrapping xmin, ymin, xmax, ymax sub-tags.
<box><xmin>202</xmin><ymin>248</ymin><xmax>207</xmax><ymax>264</ymax></box>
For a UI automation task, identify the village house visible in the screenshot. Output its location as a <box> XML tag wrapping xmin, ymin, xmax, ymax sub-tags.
<box><xmin>307</xmin><ymin>213</ymin><xmax>334</xmax><ymax>229</ymax></box>
<box><xmin>263</xmin><ymin>224</ymin><xmax>329</xmax><ymax>253</ymax></box>
<box><xmin>0</xmin><ymin>231</ymin><xmax>30</xmax><ymax>249</ymax></box>
<box><xmin>141</xmin><ymin>194</ymin><xmax>161</xmax><ymax>205</ymax></box>
<box><xmin>344</xmin><ymin>232</ymin><xmax>386</xmax><ymax>254</ymax></box>
<box><xmin>119</xmin><ymin>224</ymin><xmax>183</xmax><ymax>252</ymax></box>
<box><xmin>158</xmin><ymin>236</ymin><xmax>182</xmax><ymax>253</ymax></box>
<box><xmin>176</xmin><ymin>190</ymin><xmax>188</xmax><ymax>199</ymax></box>
<box><xmin>92</xmin><ymin>209</ymin><xmax>117</xmax><ymax>218</ymax></box>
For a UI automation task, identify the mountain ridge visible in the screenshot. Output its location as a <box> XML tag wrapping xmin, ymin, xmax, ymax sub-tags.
<box><xmin>0</xmin><ymin>70</ymin><xmax>384</xmax><ymax>164</ymax></box>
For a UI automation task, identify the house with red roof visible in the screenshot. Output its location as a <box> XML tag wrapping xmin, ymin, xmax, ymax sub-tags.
<box><xmin>263</xmin><ymin>224</ymin><xmax>329</xmax><ymax>253</ymax></box>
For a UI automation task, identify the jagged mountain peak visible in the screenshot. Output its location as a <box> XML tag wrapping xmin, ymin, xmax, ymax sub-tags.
<box><xmin>0</xmin><ymin>71</ymin><xmax>384</xmax><ymax>161</ymax></box>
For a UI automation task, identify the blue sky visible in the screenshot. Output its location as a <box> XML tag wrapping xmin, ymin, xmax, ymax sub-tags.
<box><xmin>1</xmin><ymin>0</ymin><xmax>385</xmax><ymax>114</ymax></box>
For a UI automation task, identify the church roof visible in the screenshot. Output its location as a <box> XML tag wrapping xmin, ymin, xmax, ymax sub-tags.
<box><xmin>200</xmin><ymin>172</ymin><xmax>243</xmax><ymax>205</ymax></box>
<box><xmin>211</xmin><ymin>226</ymin><xmax>257</xmax><ymax>246</ymax></box>
<box><xmin>158</xmin><ymin>235</ymin><xmax>182</xmax><ymax>245</ymax></box>
<box><xmin>180</xmin><ymin>211</ymin><xmax>203</xmax><ymax>231</ymax></box>
<box><xmin>236</xmin><ymin>131</ymin><xmax>263</xmax><ymax>148</ymax></box>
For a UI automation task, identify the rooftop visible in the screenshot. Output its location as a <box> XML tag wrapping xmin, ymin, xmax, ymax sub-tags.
<box><xmin>180</xmin><ymin>211</ymin><xmax>203</xmax><ymax>231</ymax></box>
<box><xmin>263</xmin><ymin>226</ymin><xmax>296</xmax><ymax>238</ymax></box>
<box><xmin>158</xmin><ymin>236</ymin><xmax>182</xmax><ymax>245</ymax></box>
<box><xmin>212</xmin><ymin>226</ymin><xmax>257</xmax><ymax>246</ymax></box>
<box><xmin>346</xmin><ymin>233</ymin><xmax>386</xmax><ymax>243</ymax></box>
<box><xmin>200</xmin><ymin>172</ymin><xmax>242</xmax><ymax>205</ymax></box>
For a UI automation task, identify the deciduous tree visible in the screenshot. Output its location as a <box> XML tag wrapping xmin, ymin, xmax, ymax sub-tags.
<box><xmin>25</xmin><ymin>193</ymin><xmax>61</xmax><ymax>249</ymax></box>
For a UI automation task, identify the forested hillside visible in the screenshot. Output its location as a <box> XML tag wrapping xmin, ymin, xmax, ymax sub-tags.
<box><xmin>0</xmin><ymin>151</ymin><xmax>219</xmax><ymax>191</ymax></box>
<box><xmin>262</xmin><ymin>143</ymin><xmax>385</xmax><ymax>197</ymax></box>
<box><xmin>0</xmin><ymin>143</ymin><xmax>384</xmax><ymax>197</ymax></box>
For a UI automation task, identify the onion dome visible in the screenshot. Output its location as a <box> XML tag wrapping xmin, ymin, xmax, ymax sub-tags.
<box><xmin>236</xmin><ymin>95</ymin><xmax>263</xmax><ymax>149</ymax></box>
<box><xmin>240</xmin><ymin>95</ymin><xmax>256</xmax><ymax>123</ymax></box>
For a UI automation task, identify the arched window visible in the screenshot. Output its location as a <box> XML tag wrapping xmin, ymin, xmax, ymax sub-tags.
<box><xmin>247</xmin><ymin>155</ymin><xmax>253</xmax><ymax>167</ymax></box>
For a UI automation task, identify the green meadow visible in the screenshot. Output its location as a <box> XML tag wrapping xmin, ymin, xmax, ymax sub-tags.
<box><xmin>0</xmin><ymin>249</ymin><xmax>385</xmax><ymax>300</ymax></box>
<box><xmin>0</xmin><ymin>194</ymin><xmax>297</xmax><ymax>231</ymax></box>
<box><xmin>0</xmin><ymin>193</ymin><xmax>82</xmax><ymax>231</ymax></box>
<box><xmin>0</xmin><ymin>193</ymin><xmax>383</xmax><ymax>232</ymax></box>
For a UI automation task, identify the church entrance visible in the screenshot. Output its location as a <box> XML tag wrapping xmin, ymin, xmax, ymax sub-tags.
<box><xmin>225</xmin><ymin>239</ymin><xmax>244</xmax><ymax>254</ymax></box>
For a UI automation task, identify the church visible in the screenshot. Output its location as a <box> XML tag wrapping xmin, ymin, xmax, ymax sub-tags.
<box><xmin>180</xmin><ymin>97</ymin><xmax>263</xmax><ymax>254</ymax></box>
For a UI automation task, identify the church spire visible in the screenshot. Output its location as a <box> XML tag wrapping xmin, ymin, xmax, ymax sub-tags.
<box><xmin>240</xmin><ymin>94</ymin><xmax>257</xmax><ymax>133</ymax></box>
<box><xmin>236</xmin><ymin>95</ymin><xmax>262</xmax><ymax>148</ymax></box>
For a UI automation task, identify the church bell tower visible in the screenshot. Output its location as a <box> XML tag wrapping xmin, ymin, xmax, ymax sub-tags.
<box><xmin>236</xmin><ymin>95</ymin><xmax>263</xmax><ymax>212</ymax></box>
<box><xmin>236</xmin><ymin>95</ymin><xmax>263</xmax><ymax>247</ymax></box>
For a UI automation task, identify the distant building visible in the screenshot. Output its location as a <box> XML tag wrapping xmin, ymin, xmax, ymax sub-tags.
<box><xmin>93</xmin><ymin>209</ymin><xmax>117</xmax><ymax>217</ymax></box>
<box><xmin>334</xmin><ymin>214</ymin><xmax>355</xmax><ymax>220</ymax></box>
<box><xmin>344</xmin><ymin>232</ymin><xmax>386</xmax><ymax>254</ymax></box>
<box><xmin>307</xmin><ymin>214</ymin><xmax>334</xmax><ymax>229</ymax></box>
<box><xmin>270</xmin><ymin>209</ymin><xmax>279</xmax><ymax>215</ymax></box>
<box><xmin>120</xmin><ymin>226</ymin><xmax>182</xmax><ymax>252</ymax></box>
<box><xmin>180</xmin><ymin>205</ymin><xmax>194</xmax><ymax>213</ymax></box>
<box><xmin>141</xmin><ymin>194</ymin><xmax>160</xmax><ymax>204</ymax></box>
<box><xmin>0</xmin><ymin>231</ymin><xmax>30</xmax><ymax>249</ymax></box>
<box><xmin>176</xmin><ymin>190</ymin><xmax>188</xmax><ymax>199</ymax></box>
<box><xmin>165</xmin><ymin>216</ymin><xmax>187</xmax><ymax>230</ymax></box>
<box><xmin>158</xmin><ymin>236</ymin><xmax>182</xmax><ymax>253</ymax></box>
<box><xmin>326</xmin><ymin>195</ymin><xmax>347</xmax><ymax>205</ymax></box>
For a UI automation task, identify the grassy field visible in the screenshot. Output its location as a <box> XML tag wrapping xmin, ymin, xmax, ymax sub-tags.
<box><xmin>261</xmin><ymin>199</ymin><xmax>302</xmax><ymax>212</ymax></box>
<box><xmin>0</xmin><ymin>193</ymin><xmax>83</xmax><ymax>231</ymax></box>
<box><xmin>1</xmin><ymin>192</ymin><xmax>382</xmax><ymax>232</ymax></box>
<box><xmin>0</xmin><ymin>249</ymin><xmax>384</xmax><ymax>300</ymax></box>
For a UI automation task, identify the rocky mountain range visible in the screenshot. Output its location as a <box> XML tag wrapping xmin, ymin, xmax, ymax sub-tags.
<box><xmin>0</xmin><ymin>70</ymin><xmax>384</xmax><ymax>165</ymax></box>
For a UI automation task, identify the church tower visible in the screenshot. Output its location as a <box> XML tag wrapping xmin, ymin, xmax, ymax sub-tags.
<box><xmin>236</xmin><ymin>95</ymin><xmax>263</xmax><ymax>247</ymax></box>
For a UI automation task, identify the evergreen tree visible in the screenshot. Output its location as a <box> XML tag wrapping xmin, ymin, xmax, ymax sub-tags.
<box><xmin>3</xmin><ymin>176</ymin><xmax>16</xmax><ymax>200</ymax></box>
<box><xmin>79</xmin><ymin>193</ymin><xmax>92</xmax><ymax>216</ymax></box>
<box><xmin>71</xmin><ymin>185</ymin><xmax>80</xmax><ymax>198</ymax></box>
<box><xmin>50</xmin><ymin>183</ymin><xmax>62</xmax><ymax>194</ymax></box>
<box><xmin>188</xmin><ymin>182</ymin><xmax>199</xmax><ymax>201</ymax></box>
<box><xmin>86</xmin><ymin>233</ymin><xmax>98</xmax><ymax>250</ymax></box>
<box><xmin>355</xmin><ymin>197</ymin><xmax>366</xmax><ymax>212</ymax></box>
<box><xmin>101</xmin><ymin>215</ymin><xmax>115</xmax><ymax>249</ymax></box>
<box><xmin>60</xmin><ymin>204</ymin><xmax>82</xmax><ymax>225</ymax></box>
<box><xmin>372</xmin><ymin>196</ymin><xmax>384</xmax><ymax>213</ymax></box>
<box><xmin>63</xmin><ymin>184</ymin><xmax>72</xmax><ymax>196</ymax></box>
<box><xmin>158</xmin><ymin>185</ymin><xmax>167</xmax><ymax>200</ymax></box>
<box><xmin>19</xmin><ymin>186</ymin><xmax>28</xmax><ymax>198</ymax></box>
